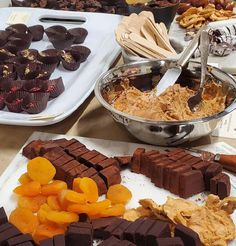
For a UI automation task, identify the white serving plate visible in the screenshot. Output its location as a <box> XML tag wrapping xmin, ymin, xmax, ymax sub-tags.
<box><xmin>169</xmin><ymin>17</ymin><xmax>236</xmax><ymax>75</ymax></box>
<box><xmin>0</xmin><ymin>7</ymin><xmax>122</xmax><ymax>126</ymax></box>
<box><xmin>0</xmin><ymin>132</ymin><xmax>235</xmax><ymax>245</ymax></box>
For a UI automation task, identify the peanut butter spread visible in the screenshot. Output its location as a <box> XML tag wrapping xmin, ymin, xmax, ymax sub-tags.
<box><xmin>106</xmin><ymin>79</ymin><xmax>227</xmax><ymax>121</ymax></box>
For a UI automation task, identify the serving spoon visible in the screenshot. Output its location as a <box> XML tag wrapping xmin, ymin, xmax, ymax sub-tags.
<box><xmin>187</xmin><ymin>29</ymin><xmax>209</xmax><ymax>112</ymax></box>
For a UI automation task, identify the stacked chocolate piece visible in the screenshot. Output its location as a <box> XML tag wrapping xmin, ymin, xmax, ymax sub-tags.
<box><xmin>0</xmin><ymin>207</ymin><xmax>35</xmax><ymax>246</ymax></box>
<box><xmin>0</xmin><ymin>23</ymin><xmax>90</xmax><ymax>114</ymax></box>
<box><xmin>22</xmin><ymin>138</ymin><xmax>121</xmax><ymax>195</ymax></box>
<box><xmin>130</xmin><ymin>148</ymin><xmax>230</xmax><ymax>199</ymax></box>
<box><xmin>92</xmin><ymin>217</ymin><xmax>202</xmax><ymax>246</ymax></box>
<box><xmin>40</xmin><ymin>234</ymin><xmax>65</xmax><ymax>246</ymax></box>
<box><xmin>11</xmin><ymin>0</ymin><xmax>129</xmax><ymax>15</ymax></box>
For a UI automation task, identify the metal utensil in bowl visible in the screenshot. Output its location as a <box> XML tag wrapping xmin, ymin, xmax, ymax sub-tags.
<box><xmin>94</xmin><ymin>60</ymin><xmax>236</xmax><ymax>146</ymax></box>
<box><xmin>188</xmin><ymin>29</ymin><xmax>209</xmax><ymax>111</ymax></box>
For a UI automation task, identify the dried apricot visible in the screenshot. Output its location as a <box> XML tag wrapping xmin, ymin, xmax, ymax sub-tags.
<box><xmin>47</xmin><ymin>196</ymin><xmax>61</xmax><ymax>211</ymax></box>
<box><xmin>18</xmin><ymin>173</ymin><xmax>32</xmax><ymax>185</ymax></box>
<box><xmin>14</xmin><ymin>181</ymin><xmax>41</xmax><ymax>197</ymax></box>
<box><xmin>37</xmin><ymin>204</ymin><xmax>51</xmax><ymax>224</ymax></box>
<box><xmin>27</xmin><ymin>157</ymin><xmax>56</xmax><ymax>185</ymax></box>
<box><xmin>67</xmin><ymin>203</ymin><xmax>90</xmax><ymax>214</ymax></box>
<box><xmin>33</xmin><ymin>223</ymin><xmax>65</xmax><ymax>243</ymax></box>
<box><xmin>100</xmin><ymin>204</ymin><xmax>125</xmax><ymax>217</ymax></box>
<box><xmin>9</xmin><ymin>207</ymin><xmax>39</xmax><ymax>234</ymax></box>
<box><xmin>107</xmin><ymin>184</ymin><xmax>132</xmax><ymax>204</ymax></box>
<box><xmin>79</xmin><ymin>177</ymin><xmax>98</xmax><ymax>203</ymax></box>
<box><xmin>72</xmin><ymin>177</ymin><xmax>82</xmax><ymax>192</ymax></box>
<box><xmin>46</xmin><ymin>211</ymin><xmax>79</xmax><ymax>224</ymax></box>
<box><xmin>41</xmin><ymin>180</ymin><xmax>67</xmax><ymax>196</ymax></box>
<box><xmin>18</xmin><ymin>195</ymin><xmax>47</xmax><ymax>213</ymax></box>
<box><xmin>60</xmin><ymin>190</ymin><xmax>87</xmax><ymax>204</ymax></box>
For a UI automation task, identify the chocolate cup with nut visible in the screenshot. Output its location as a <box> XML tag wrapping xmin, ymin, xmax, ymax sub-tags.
<box><xmin>8</xmin><ymin>32</ymin><xmax>33</xmax><ymax>43</ymax></box>
<box><xmin>61</xmin><ymin>50</ymin><xmax>81</xmax><ymax>71</ymax></box>
<box><xmin>0</xmin><ymin>92</ymin><xmax>6</xmax><ymax>110</ymax></box>
<box><xmin>6</xmin><ymin>24</ymin><xmax>28</xmax><ymax>34</ymax></box>
<box><xmin>23</xmin><ymin>79</ymin><xmax>47</xmax><ymax>93</ymax></box>
<box><xmin>44</xmin><ymin>77</ymin><xmax>65</xmax><ymax>98</ymax></box>
<box><xmin>6</xmin><ymin>39</ymin><xmax>31</xmax><ymax>52</ymax></box>
<box><xmin>49</xmin><ymin>32</ymin><xmax>75</xmax><ymax>50</ymax></box>
<box><xmin>70</xmin><ymin>45</ymin><xmax>91</xmax><ymax>62</ymax></box>
<box><xmin>2</xmin><ymin>45</ymin><xmax>19</xmax><ymax>55</ymax></box>
<box><xmin>68</xmin><ymin>28</ymin><xmax>88</xmax><ymax>44</ymax></box>
<box><xmin>0</xmin><ymin>64</ymin><xmax>17</xmax><ymax>81</ymax></box>
<box><xmin>45</xmin><ymin>25</ymin><xmax>67</xmax><ymax>39</ymax></box>
<box><xmin>38</xmin><ymin>49</ymin><xmax>61</xmax><ymax>64</ymax></box>
<box><xmin>17</xmin><ymin>49</ymin><xmax>39</xmax><ymax>61</ymax></box>
<box><xmin>1</xmin><ymin>80</ymin><xmax>25</xmax><ymax>93</ymax></box>
<box><xmin>5</xmin><ymin>91</ymin><xmax>28</xmax><ymax>113</ymax></box>
<box><xmin>0</xmin><ymin>30</ymin><xmax>12</xmax><ymax>46</ymax></box>
<box><xmin>22</xmin><ymin>92</ymin><xmax>50</xmax><ymax>114</ymax></box>
<box><xmin>0</xmin><ymin>49</ymin><xmax>16</xmax><ymax>62</ymax></box>
<box><xmin>28</xmin><ymin>25</ymin><xmax>44</xmax><ymax>41</ymax></box>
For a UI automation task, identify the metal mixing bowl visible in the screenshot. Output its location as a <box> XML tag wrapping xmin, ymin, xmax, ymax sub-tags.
<box><xmin>94</xmin><ymin>60</ymin><xmax>236</xmax><ymax>146</ymax></box>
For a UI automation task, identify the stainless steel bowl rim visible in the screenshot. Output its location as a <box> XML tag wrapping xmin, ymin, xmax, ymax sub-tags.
<box><xmin>94</xmin><ymin>60</ymin><xmax>236</xmax><ymax>126</ymax></box>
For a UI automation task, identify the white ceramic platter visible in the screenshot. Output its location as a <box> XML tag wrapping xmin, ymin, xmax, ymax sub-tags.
<box><xmin>0</xmin><ymin>7</ymin><xmax>122</xmax><ymax>126</ymax></box>
<box><xmin>169</xmin><ymin>17</ymin><xmax>236</xmax><ymax>75</ymax></box>
<box><xmin>0</xmin><ymin>132</ymin><xmax>235</xmax><ymax>245</ymax></box>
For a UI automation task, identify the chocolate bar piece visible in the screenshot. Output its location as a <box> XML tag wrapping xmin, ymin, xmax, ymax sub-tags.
<box><xmin>17</xmin><ymin>242</ymin><xmax>34</xmax><ymax>246</ymax></box>
<box><xmin>204</xmin><ymin>163</ymin><xmax>223</xmax><ymax>190</ymax></box>
<box><xmin>131</xmin><ymin>148</ymin><xmax>145</xmax><ymax>173</ymax></box>
<box><xmin>175</xmin><ymin>224</ymin><xmax>201</xmax><ymax>246</ymax></box>
<box><xmin>156</xmin><ymin>237</ymin><xmax>184</xmax><ymax>246</ymax></box>
<box><xmin>89</xmin><ymin>154</ymin><xmax>107</xmax><ymax>167</ymax></box>
<box><xmin>96</xmin><ymin>158</ymin><xmax>119</xmax><ymax>171</ymax></box>
<box><xmin>99</xmin><ymin>166</ymin><xmax>121</xmax><ymax>187</ymax></box>
<box><xmin>39</xmin><ymin>142</ymin><xmax>59</xmax><ymax>156</ymax></box>
<box><xmin>68</xmin><ymin>147</ymin><xmax>90</xmax><ymax>160</ymax></box>
<box><xmin>0</xmin><ymin>223</ymin><xmax>12</xmax><ymax>233</ymax></box>
<box><xmin>0</xmin><ymin>208</ymin><xmax>7</xmax><ymax>226</ymax></box>
<box><xmin>166</xmin><ymin>149</ymin><xmax>185</xmax><ymax>157</ymax></box>
<box><xmin>123</xmin><ymin>218</ymin><xmax>145</xmax><ymax>243</ymax></box>
<box><xmin>7</xmin><ymin>234</ymin><xmax>33</xmax><ymax>246</ymax></box>
<box><xmin>184</xmin><ymin>157</ymin><xmax>202</xmax><ymax>167</ymax></box>
<box><xmin>140</xmin><ymin>150</ymin><xmax>159</xmax><ymax>175</ymax></box>
<box><xmin>55</xmin><ymin>138</ymin><xmax>78</xmax><ymax>148</ymax></box>
<box><xmin>178</xmin><ymin>154</ymin><xmax>196</xmax><ymax>162</ymax></box>
<box><xmin>80</xmin><ymin>150</ymin><xmax>100</xmax><ymax>164</ymax></box>
<box><xmin>43</xmin><ymin>148</ymin><xmax>65</xmax><ymax>162</ymax></box>
<box><xmin>114</xmin><ymin>156</ymin><xmax>131</xmax><ymax>167</ymax></box>
<box><xmin>210</xmin><ymin>173</ymin><xmax>224</xmax><ymax>195</ymax></box>
<box><xmin>79</xmin><ymin>213</ymin><xmax>91</xmax><ymax>223</ymax></box>
<box><xmin>179</xmin><ymin>170</ymin><xmax>205</xmax><ymax>198</ymax></box>
<box><xmin>92</xmin><ymin>217</ymin><xmax>120</xmax><ymax>239</ymax></box>
<box><xmin>146</xmin><ymin>220</ymin><xmax>170</xmax><ymax>246</ymax></box>
<box><xmin>111</xmin><ymin>220</ymin><xmax>132</xmax><ymax>240</ymax></box>
<box><xmin>53</xmin><ymin>234</ymin><xmax>65</xmax><ymax>246</ymax></box>
<box><xmin>80</xmin><ymin>167</ymin><xmax>97</xmax><ymax>178</ymax></box>
<box><xmin>98</xmin><ymin>236</ymin><xmax>120</xmax><ymax>246</ymax></box>
<box><xmin>22</xmin><ymin>140</ymin><xmax>41</xmax><ymax>159</ymax></box>
<box><xmin>135</xmin><ymin>218</ymin><xmax>155</xmax><ymax>246</ymax></box>
<box><xmin>218</xmin><ymin>173</ymin><xmax>231</xmax><ymax>199</ymax></box>
<box><xmin>192</xmin><ymin>161</ymin><xmax>211</xmax><ymax>174</ymax></box>
<box><xmin>169</xmin><ymin>152</ymin><xmax>189</xmax><ymax>161</ymax></box>
<box><xmin>39</xmin><ymin>238</ymin><xmax>53</xmax><ymax>246</ymax></box>
<box><xmin>90</xmin><ymin>174</ymin><xmax>107</xmax><ymax>195</ymax></box>
<box><xmin>65</xmin><ymin>141</ymin><xmax>85</xmax><ymax>152</ymax></box>
<box><xmin>169</xmin><ymin>165</ymin><xmax>191</xmax><ymax>195</ymax></box>
<box><xmin>0</xmin><ymin>225</ymin><xmax>21</xmax><ymax>245</ymax></box>
<box><xmin>102</xmin><ymin>219</ymin><xmax>124</xmax><ymax>239</ymax></box>
<box><xmin>52</xmin><ymin>154</ymin><xmax>74</xmax><ymax>179</ymax></box>
<box><xmin>56</xmin><ymin>159</ymin><xmax>78</xmax><ymax>180</ymax></box>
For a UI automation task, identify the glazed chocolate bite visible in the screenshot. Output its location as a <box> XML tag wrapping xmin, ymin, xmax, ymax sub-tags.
<box><xmin>204</xmin><ymin>163</ymin><xmax>223</xmax><ymax>190</ymax></box>
<box><xmin>70</xmin><ymin>46</ymin><xmax>91</xmax><ymax>62</ymax></box>
<box><xmin>175</xmin><ymin>224</ymin><xmax>201</xmax><ymax>246</ymax></box>
<box><xmin>68</xmin><ymin>28</ymin><xmax>88</xmax><ymax>44</ymax></box>
<box><xmin>0</xmin><ymin>208</ymin><xmax>7</xmax><ymax>226</ymax></box>
<box><xmin>7</xmin><ymin>233</ymin><xmax>33</xmax><ymax>246</ymax></box>
<box><xmin>39</xmin><ymin>237</ymin><xmax>53</xmax><ymax>246</ymax></box>
<box><xmin>28</xmin><ymin>25</ymin><xmax>44</xmax><ymax>41</ymax></box>
<box><xmin>131</xmin><ymin>148</ymin><xmax>145</xmax><ymax>173</ymax></box>
<box><xmin>90</xmin><ymin>174</ymin><xmax>107</xmax><ymax>195</ymax></box>
<box><xmin>179</xmin><ymin>170</ymin><xmax>205</xmax><ymax>198</ymax></box>
<box><xmin>99</xmin><ymin>165</ymin><xmax>121</xmax><ymax>187</ymax></box>
<box><xmin>155</xmin><ymin>237</ymin><xmax>184</xmax><ymax>246</ymax></box>
<box><xmin>146</xmin><ymin>220</ymin><xmax>171</xmax><ymax>246</ymax></box>
<box><xmin>96</xmin><ymin>158</ymin><xmax>119</xmax><ymax>171</ymax></box>
<box><xmin>123</xmin><ymin>218</ymin><xmax>145</xmax><ymax>243</ymax></box>
<box><xmin>0</xmin><ymin>225</ymin><xmax>21</xmax><ymax>245</ymax></box>
<box><xmin>53</xmin><ymin>234</ymin><xmax>65</xmax><ymax>246</ymax></box>
<box><xmin>92</xmin><ymin>217</ymin><xmax>120</xmax><ymax>238</ymax></box>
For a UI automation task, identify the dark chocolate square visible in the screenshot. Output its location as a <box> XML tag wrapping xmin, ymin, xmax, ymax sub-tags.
<box><xmin>80</xmin><ymin>167</ymin><xmax>97</xmax><ymax>178</ymax></box>
<box><xmin>66</xmin><ymin>226</ymin><xmax>92</xmax><ymax>246</ymax></box>
<box><xmin>39</xmin><ymin>237</ymin><xmax>53</xmax><ymax>246</ymax></box>
<box><xmin>68</xmin><ymin>148</ymin><xmax>90</xmax><ymax>160</ymax></box>
<box><xmin>56</xmin><ymin>138</ymin><xmax>78</xmax><ymax>148</ymax></box>
<box><xmin>103</xmin><ymin>219</ymin><xmax>124</xmax><ymax>239</ymax></box>
<box><xmin>123</xmin><ymin>218</ymin><xmax>145</xmax><ymax>243</ymax></box>
<box><xmin>80</xmin><ymin>150</ymin><xmax>100</xmax><ymax>164</ymax></box>
<box><xmin>0</xmin><ymin>226</ymin><xmax>21</xmax><ymax>245</ymax></box>
<box><xmin>89</xmin><ymin>154</ymin><xmax>107</xmax><ymax>167</ymax></box>
<box><xmin>43</xmin><ymin>148</ymin><xmax>65</xmax><ymax>162</ymax></box>
<box><xmin>99</xmin><ymin>166</ymin><xmax>121</xmax><ymax>188</ymax></box>
<box><xmin>65</xmin><ymin>141</ymin><xmax>85</xmax><ymax>152</ymax></box>
<box><xmin>53</xmin><ymin>234</ymin><xmax>65</xmax><ymax>246</ymax></box>
<box><xmin>204</xmin><ymin>163</ymin><xmax>223</xmax><ymax>190</ymax></box>
<box><xmin>0</xmin><ymin>208</ymin><xmax>7</xmax><ymax>226</ymax></box>
<box><xmin>140</xmin><ymin>150</ymin><xmax>159</xmax><ymax>175</ymax></box>
<box><xmin>7</xmin><ymin>233</ymin><xmax>33</xmax><ymax>246</ymax></box>
<box><xmin>96</xmin><ymin>158</ymin><xmax>119</xmax><ymax>171</ymax></box>
<box><xmin>90</xmin><ymin>174</ymin><xmax>107</xmax><ymax>195</ymax></box>
<box><xmin>218</xmin><ymin>173</ymin><xmax>230</xmax><ymax>199</ymax></box>
<box><xmin>156</xmin><ymin>237</ymin><xmax>184</xmax><ymax>246</ymax></box>
<box><xmin>111</xmin><ymin>220</ymin><xmax>132</xmax><ymax>240</ymax></box>
<box><xmin>130</xmin><ymin>148</ymin><xmax>145</xmax><ymax>173</ymax></box>
<box><xmin>0</xmin><ymin>223</ymin><xmax>12</xmax><ymax>233</ymax></box>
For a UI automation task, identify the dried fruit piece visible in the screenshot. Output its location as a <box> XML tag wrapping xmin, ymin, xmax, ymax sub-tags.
<box><xmin>67</xmin><ymin>203</ymin><xmax>91</xmax><ymax>214</ymax></box>
<box><xmin>72</xmin><ymin>177</ymin><xmax>82</xmax><ymax>192</ymax></box>
<box><xmin>47</xmin><ymin>196</ymin><xmax>61</xmax><ymax>211</ymax></box>
<box><xmin>41</xmin><ymin>180</ymin><xmax>67</xmax><ymax>196</ymax></box>
<box><xmin>46</xmin><ymin>211</ymin><xmax>79</xmax><ymax>224</ymax></box>
<box><xmin>18</xmin><ymin>172</ymin><xmax>32</xmax><ymax>184</ymax></box>
<box><xmin>9</xmin><ymin>207</ymin><xmax>39</xmax><ymax>234</ymax></box>
<box><xmin>60</xmin><ymin>189</ymin><xmax>87</xmax><ymax>204</ymax></box>
<box><xmin>27</xmin><ymin>157</ymin><xmax>56</xmax><ymax>184</ymax></box>
<box><xmin>79</xmin><ymin>177</ymin><xmax>98</xmax><ymax>203</ymax></box>
<box><xmin>100</xmin><ymin>204</ymin><xmax>125</xmax><ymax>217</ymax></box>
<box><xmin>37</xmin><ymin>204</ymin><xmax>51</xmax><ymax>223</ymax></box>
<box><xmin>33</xmin><ymin>222</ymin><xmax>65</xmax><ymax>243</ymax></box>
<box><xmin>14</xmin><ymin>181</ymin><xmax>41</xmax><ymax>197</ymax></box>
<box><xmin>18</xmin><ymin>195</ymin><xmax>47</xmax><ymax>213</ymax></box>
<box><xmin>107</xmin><ymin>184</ymin><xmax>132</xmax><ymax>205</ymax></box>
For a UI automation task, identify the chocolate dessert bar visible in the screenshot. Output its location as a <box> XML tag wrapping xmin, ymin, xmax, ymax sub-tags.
<box><xmin>39</xmin><ymin>238</ymin><xmax>53</xmax><ymax>246</ymax></box>
<box><xmin>115</xmin><ymin>156</ymin><xmax>131</xmax><ymax>167</ymax></box>
<box><xmin>210</xmin><ymin>173</ymin><xmax>230</xmax><ymax>199</ymax></box>
<box><xmin>99</xmin><ymin>165</ymin><xmax>121</xmax><ymax>187</ymax></box>
<box><xmin>90</xmin><ymin>174</ymin><xmax>107</xmax><ymax>195</ymax></box>
<box><xmin>80</xmin><ymin>150</ymin><xmax>100</xmax><ymax>165</ymax></box>
<box><xmin>0</xmin><ymin>225</ymin><xmax>21</xmax><ymax>245</ymax></box>
<box><xmin>174</xmin><ymin>224</ymin><xmax>201</xmax><ymax>246</ymax></box>
<box><xmin>146</xmin><ymin>220</ymin><xmax>171</xmax><ymax>246</ymax></box>
<box><xmin>140</xmin><ymin>150</ymin><xmax>160</xmax><ymax>175</ymax></box>
<box><xmin>17</xmin><ymin>242</ymin><xmax>34</xmax><ymax>246</ymax></box>
<box><xmin>131</xmin><ymin>148</ymin><xmax>145</xmax><ymax>173</ymax></box>
<box><xmin>39</xmin><ymin>142</ymin><xmax>59</xmax><ymax>156</ymax></box>
<box><xmin>80</xmin><ymin>167</ymin><xmax>97</xmax><ymax>178</ymax></box>
<box><xmin>111</xmin><ymin>220</ymin><xmax>132</xmax><ymax>240</ymax></box>
<box><xmin>210</xmin><ymin>173</ymin><xmax>224</xmax><ymax>195</ymax></box>
<box><xmin>7</xmin><ymin>233</ymin><xmax>33</xmax><ymax>246</ymax></box>
<box><xmin>123</xmin><ymin>218</ymin><xmax>145</xmax><ymax>243</ymax></box>
<box><xmin>53</xmin><ymin>234</ymin><xmax>65</xmax><ymax>246</ymax></box>
<box><xmin>192</xmin><ymin>161</ymin><xmax>211</xmax><ymax>174</ymax></box>
<box><xmin>96</xmin><ymin>158</ymin><xmax>119</xmax><ymax>171</ymax></box>
<box><xmin>55</xmin><ymin>159</ymin><xmax>78</xmax><ymax>180</ymax></box>
<box><xmin>65</xmin><ymin>141</ymin><xmax>85</xmax><ymax>152</ymax></box>
<box><xmin>204</xmin><ymin>163</ymin><xmax>223</xmax><ymax>190</ymax></box>
<box><xmin>155</xmin><ymin>237</ymin><xmax>184</xmax><ymax>246</ymax></box>
<box><xmin>43</xmin><ymin>148</ymin><xmax>65</xmax><ymax>162</ymax></box>
<box><xmin>0</xmin><ymin>208</ymin><xmax>7</xmax><ymax>226</ymax></box>
<box><xmin>179</xmin><ymin>170</ymin><xmax>205</xmax><ymax>198</ymax></box>
<box><xmin>55</xmin><ymin>139</ymin><xmax>78</xmax><ymax>149</ymax></box>
<box><xmin>89</xmin><ymin>154</ymin><xmax>107</xmax><ymax>167</ymax></box>
<box><xmin>92</xmin><ymin>217</ymin><xmax>120</xmax><ymax>238</ymax></box>
<box><xmin>102</xmin><ymin>218</ymin><xmax>124</xmax><ymax>239</ymax></box>
<box><xmin>68</xmin><ymin>148</ymin><xmax>90</xmax><ymax>160</ymax></box>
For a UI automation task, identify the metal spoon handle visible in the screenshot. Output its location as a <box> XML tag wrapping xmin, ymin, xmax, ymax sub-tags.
<box><xmin>200</xmin><ymin>29</ymin><xmax>209</xmax><ymax>89</ymax></box>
